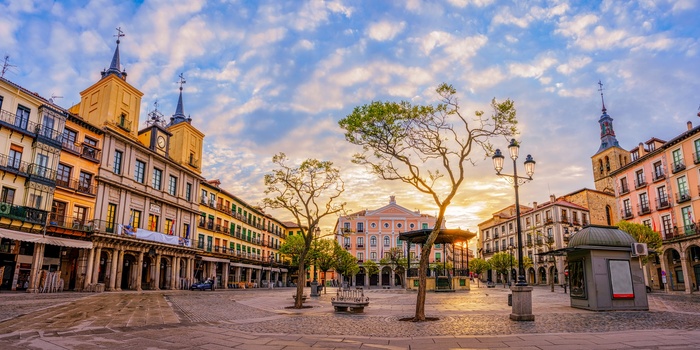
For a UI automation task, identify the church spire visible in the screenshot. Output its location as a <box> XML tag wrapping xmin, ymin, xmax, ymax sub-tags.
<box><xmin>101</xmin><ymin>27</ymin><xmax>127</xmax><ymax>80</ymax></box>
<box><xmin>596</xmin><ymin>80</ymin><xmax>620</xmax><ymax>153</ymax></box>
<box><xmin>170</xmin><ymin>73</ymin><xmax>190</xmax><ymax>125</ymax></box>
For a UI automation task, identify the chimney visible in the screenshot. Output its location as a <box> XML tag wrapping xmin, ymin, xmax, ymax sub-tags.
<box><xmin>532</xmin><ymin>202</ymin><xmax>537</xmax><ymax>209</ymax></box>
<box><xmin>638</xmin><ymin>142</ymin><xmax>645</xmax><ymax>156</ymax></box>
<box><xmin>550</xmin><ymin>194</ymin><xmax>556</xmax><ymax>203</ymax></box>
<box><xmin>688</xmin><ymin>121</ymin><xmax>693</xmax><ymax>131</ymax></box>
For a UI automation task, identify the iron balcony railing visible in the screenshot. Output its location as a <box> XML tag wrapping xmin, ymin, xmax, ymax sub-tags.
<box><xmin>81</xmin><ymin>144</ymin><xmax>101</xmax><ymax>163</ymax></box>
<box><xmin>0</xmin><ymin>201</ymin><xmax>47</xmax><ymax>225</ymax></box>
<box><xmin>48</xmin><ymin>214</ymin><xmax>96</xmax><ymax>232</ymax></box>
<box><xmin>637</xmin><ymin>202</ymin><xmax>651</xmax><ymax>215</ymax></box>
<box><xmin>656</xmin><ymin>196</ymin><xmax>671</xmax><ymax>210</ymax></box>
<box><xmin>672</xmin><ymin>161</ymin><xmax>686</xmax><ymax>174</ymax></box>
<box><xmin>676</xmin><ymin>191</ymin><xmax>691</xmax><ymax>204</ymax></box>
<box><xmin>0</xmin><ymin>153</ymin><xmax>30</xmax><ymax>176</ymax></box>
<box><xmin>0</xmin><ymin>109</ymin><xmax>39</xmax><ymax>136</ymax></box>
<box><xmin>619</xmin><ymin>183</ymin><xmax>630</xmax><ymax>195</ymax></box>
<box><xmin>55</xmin><ymin>177</ymin><xmax>97</xmax><ymax>196</ymax></box>
<box><xmin>116</xmin><ymin>115</ymin><xmax>131</xmax><ymax>132</ymax></box>
<box><xmin>620</xmin><ymin>208</ymin><xmax>634</xmax><ymax>219</ymax></box>
<box><xmin>36</xmin><ymin>124</ymin><xmax>64</xmax><ymax>148</ymax></box>
<box><xmin>652</xmin><ymin>169</ymin><xmax>665</xmax><ymax>182</ymax></box>
<box><xmin>634</xmin><ymin>177</ymin><xmax>647</xmax><ymax>189</ymax></box>
<box><xmin>28</xmin><ymin>163</ymin><xmax>57</xmax><ymax>182</ymax></box>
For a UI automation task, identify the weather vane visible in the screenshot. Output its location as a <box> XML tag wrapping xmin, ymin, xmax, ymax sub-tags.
<box><xmin>114</xmin><ymin>27</ymin><xmax>125</xmax><ymax>44</ymax></box>
<box><xmin>597</xmin><ymin>80</ymin><xmax>606</xmax><ymax>113</ymax></box>
<box><xmin>178</xmin><ymin>73</ymin><xmax>186</xmax><ymax>91</ymax></box>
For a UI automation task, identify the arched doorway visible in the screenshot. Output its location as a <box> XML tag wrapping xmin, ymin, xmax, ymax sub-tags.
<box><xmin>528</xmin><ymin>267</ymin><xmax>536</xmax><ymax>284</ymax></box>
<box><xmin>142</xmin><ymin>256</ymin><xmax>153</xmax><ymax>290</ymax></box>
<box><xmin>549</xmin><ymin>266</ymin><xmax>559</xmax><ymax>284</ymax></box>
<box><xmin>97</xmin><ymin>251</ymin><xmax>109</xmax><ymax>283</ymax></box>
<box><xmin>381</xmin><ymin>266</ymin><xmax>391</xmax><ymax>286</ymax></box>
<box><xmin>538</xmin><ymin>267</ymin><xmax>546</xmax><ymax>284</ymax></box>
<box><xmin>121</xmin><ymin>254</ymin><xmax>137</xmax><ymax>290</ymax></box>
<box><xmin>355</xmin><ymin>267</ymin><xmax>365</xmax><ymax>286</ymax></box>
<box><xmin>395</xmin><ymin>267</ymin><xmax>404</xmax><ymax>286</ymax></box>
<box><xmin>665</xmin><ymin>248</ymin><xmax>684</xmax><ymax>291</ymax></box>
<box><xmin>688</xmin><ymin>246</ymin><xmax>700</xmax><ymax>292</ymax></box>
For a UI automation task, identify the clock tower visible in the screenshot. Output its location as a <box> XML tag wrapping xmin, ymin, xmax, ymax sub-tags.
<box><xmin>590</xmin><ymin>81</ymin><xmax>630</xmax><ymax>194</ymax></box>
<box><xmin>138</xmin><ymin>102</ymin><xmax>171</xmax><ymax>157</ymax></box>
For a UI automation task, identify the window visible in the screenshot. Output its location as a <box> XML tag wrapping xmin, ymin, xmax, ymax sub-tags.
<box><xmin>681</xmin><ymin>206</ymin><xmax>694</xmax><ymax>233</ymax></box>
<box><xmin>1</xmin><ymin>187</ymin><xmax>16</xmax><ymax>204</ymax></box>
<box><xmin>343</xmin><ymin>237</ymin><xmax>350</xmax><ymax>247</ymax></box>
<box><xmin>620</xmin><ymin>177</ymin><xmax>628</xmax><ymax>193</ymax></box>
<box><xmin>371</xmin><ymin>222</ymin><xmax>376</xmax><ymax>228</ymax></box>
<box><xmin>397</xmin><ymin>223</ymin><xmax>402</xmax><ymax>228</ymax></box>
<box><xmin>409</xmin><ymin>223</ymin><xmax>414</xmax><ymax>229</ymax></box>
<box><xmin>678</xmin><ymin>176</ymin><xmax>689</xmax><ymax>197</ymax></box>
<box><xmin>62</xmin><ymin>128</ymin><xmax>77</xmax><ymax>147</ymax></box>
<box><xmin>535</xmin><ymin>214</ymin><xmax>540</xmax><ymax>224</ymax></box>
<box><xmin>356</xmin><ymin>222</ymin><xmax>364</xmax><ymax>232</ymax></box>
<box><xmin>383</xmin><ymin>236</ymin><xmax>390</xmax><ymax>246</ymax></box>
<box><xmin>168</xmin><ymin>175</ymin><xmax>177</xmax><ymax>196</ymax></box>
<box><xmin>653</xmin><ymin>161</ymin><xmax>663</xmax><ymax>179</ymax></box>
<box><xmin>40</xmin><ymin>113</ymin><xmax>57</xmax><ymax>137</ymax></box>
<box><xmin>8</xmin><ymin>147</ymin><xmax>22</xmax><ymax>169</ymax></box>
<box><xmin>148</xmin><ymin>214</ymin><xmax>159</xmax><ymax>231</ymax></box>
<box><xmin>435</xmin><ymin>252</ymin><xmax>441</xmax><ymax>262</ymax></box>
<box><xmin>134</xmin><ymin>160</ymin><xmax>146</xmax><ymax>183</ymax></box>
<box><xmin>152</xmin><ymin>168</ymin><xmax>163</xmax><ymax>189</ymax></box>
<box><xmin>198</xmin><ymin>234</ymin><xmax>205</xmax><ymax>249</ymax></box>
<box><xmin>343</xmin><ymin>222</ymin><xmax>350</xmax><ymax>231</ymax></box>
<box><xmin>357</xmin><ymin>237</ymin><xmax>364</xmax><ymax>247</ymax></box>
<box><xmin>50</xmin><ymin>201</ymin><xmax>67</xmax><ymax>226</ymax></box>
<box><xmin>84</xmin><ymin>136</ymin><xmax>97</xmax><ymax>147</ymax></box>
<box><xmin>113</xmin><ymin>150</ymin><xmax>123</xmax><ymax>175</ymax></box>
<box><xmin>106</xmin><ymin>203</ymin><xmax>117</xmax><ymax>233</ymax></box>
<box><xmin>56</xmin><ymin>164</ymin><xmax>71</xmax><ymax>187</ymax></box>
<box><xmin>357</xmin><ymin>252</ymin><xmax>363</xmax><ymax>261</ymax></box>
<box><xmin>15</xmin><ymin>105</ymin><xmax>30</xmax><ymax>129</ymax></box>
<box><xmin>422</xmin><ymin>223</ymin><xmax>428</xmax><ymax>229</ymax></box>
<box><xmin>78</xmin><ymin>171</ymin><xmax>92</xmax><ymax>193</ymax></box>
<box><xmin>635</xmin><ymin>169</ymin><xmax>645</xmax><ymax>187</ymax></box>
<box><xmin>28</xmin><ymin>193</ymin><xmax>42</xmax><ymax>209</ymax></box>
<box><xmin>370</xmin><ymin>236</ymin><xmax>377</xmax><ymax>247</ymax></box>
<box><xmin>672</xmin><ymin>149</ymin><xmax>683</xmax><ymax>169</ymax></box>
<box><xmin>35</xmin><ymin>153</ymin><xmax>48</xmax><ymax>177</ymax></box>
<box><xmin>370</xmin><ymin>252</ymin><xmax>377</xmax><ymax>261</ymax></box>
<box><xmin>639</xmin><ymin>192</ymin><xmax>649</xmax><ymax>210</ymax></box>
<box><xmin>509</xmin><ymin>237</ymin><xmax>514</xmax><ymax>246</ymax></box>
<box><xmin>657</xmin><ymin>186</ymin><xmax>668</xmax><ymax>205</ymax></box>
<box><xmin>186</xmin><ymin>183</ymin><xmax>192</xmax><ymax>201</ymax></box>
<box><xmin>165</xmin><ymin>218</ymin><xmax>174</xmax><ymax>235</ymax></box>
<box><xmin>73</xmin><ymin>206</ymin><xmax>88</xmax><ymax>226</ymax></box>
<box><xmin>383</xmin><ymin>222</ymin><xmax>389</xmax><ymax>228</ymax></box>
<box><xmin>131</xmin><ymin>210</ymin><xmax>142</xmax><ymax>229</ymax></box>
<box><xmin>661</xmin><ymin>215</ymin><xmax>673</xmax><ymax>236</ymax></box>
<box><xmin>642</xmin><ymin>219</ymin><xmax>651</xmax><ymax>228</ymax></box>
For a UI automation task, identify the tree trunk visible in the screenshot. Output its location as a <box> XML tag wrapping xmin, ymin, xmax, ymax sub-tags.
<box><xmin>414</xmin><ymin>247</ymin><xmax>430</xmax><ymax>321</ymax></box>
<box><xmin>294</xmin><ymin>260</ymin><xmax>306</xmax><ymax>308</ymax></box>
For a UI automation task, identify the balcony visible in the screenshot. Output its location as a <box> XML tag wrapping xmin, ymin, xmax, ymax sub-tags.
<box><xmin>485</xmin><ymin>249</ymin><xmax>491</xmax><ymax>254</ymax></box>
<box><xmin>672</xmin><ymin>161</ymin><xmax>686</xmax><ymax>174</ymax></box>
<box><xmin>619</xmin><ymin>183</ymin><xmax>630</xmax><ymax>195</ymax></box>
<box><xmin>48</xmin><ymin>214</ymin><xmax>96</xmax><ymax>233</ymax></box>
<box><xmin>544</xmin><ymin>218</ymin><xmax>553</xmax><ymax>225</ymax></box>
<box><xmin>55</xmin><ymin>177</ymin><xmax>97</xmax><ymax>196</ymax></box>
<box><xmin>620</xmin><ymin>208</ymin><xmax>634</xmax><ymax>219</ymax></box>
<box><xmin>676</xmin><ymin>191</ymin><xmax>691</xmax><ymax>204</ymax></box>
<box><xmin>694</xmin><ymin>152</ymin><xmax>700</xmax><ymax>165</ymax></box>
<box><xmin>357</xmin><ymin>244</ymin><xmax>364</xmax><ymax>248</ymax></box>
<box><xmin>563</xmin><ymin>233</ymin><xmax>570</xmax><ymax>242</ymax></box>
<box><xmin>0</xmin><ymin>153</ymin><xmax>30</xmax><ymax>177</ymax></box>
<box><xmin>494</xmin><ymin>233</ymin><xmax>499</xmax><ymax>239</ymax></box>
<box><xmin>27</xmin><ymin>163</ymin><xmax>57</xmax><ymax>184</ymax></box>
<box><xmin>637</xmin><ymin>202</ymin><xmax>651</xmax><ymax>215</ymax></box>
<box><xmin>572</xmin><ymin>218</ymin><xmax>580</xmax><ymax>225</ymax></box>
<box><xmin>80</xmin><ymin>144</ymin><xmax>101</xmax><ymax>163</ymax></box>
<box><xmin>206</xmin><ymin>222</ymin><xmax>214</xmax><ymax>230</ymax></box>
<box><xmin>652</xmin><ymin>170</ymin><xmax>665</xmax><ymax>182</ymax></box>
<box><xmin>0</xmin><ymin>109</ymin><xmax>39</xmax><ymax>137</ymax></box>
<box><xmin>656</xmin><ymin>197</ymin><xmax>671</xmax><ymax>210</ymax></box>
<box><xmin>536</xmin><ymin>238</ymin><xmax>543</xmax><ymax>246</ymax></box>
<box><xmin>36</xmin><ymin>124</ymin><xmax>64</xmax><ymax>148</ymax></box>
<box><xmin>188</xmin><ymin>157</ymin><xmax>199</xmax><ymax>168</ymax></box>
<box><xmin>197</xmin><ymin>219</ymin><xmax>205</xmax><ymax>228</ymax></box>
<box><xmin>494</xmin><ymin>247</ymin><xmax>500</xmax><ymax>252</ymax></box>
<box><xmin>61</xmin><ymin>139</ymin><xmax>82</xmax><ymax>155</ymax></box>
<box><xmin>116</xmin><ymin>115</ymin><xmax>131</xmax><ymax>132</ymax></box>
<box><xmin>0</xmin><ymin>201</ymin><xmax>47</xmax><ymax>225</ymax></box>
<box><xmin>634</xmin><ymin>177</ymin><xmax>647</xmax><ymax>189</ymax></box>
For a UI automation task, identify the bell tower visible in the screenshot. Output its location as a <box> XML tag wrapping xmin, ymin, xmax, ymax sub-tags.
<box><xmin>167</xmin><ymin>73</ymin><xmax>204</xmax><ymax>174</ymax></box>
<box><xmin>591</xmin><ymin>81</ymin><xmax>630</xmax><ymax>194</ymax></box>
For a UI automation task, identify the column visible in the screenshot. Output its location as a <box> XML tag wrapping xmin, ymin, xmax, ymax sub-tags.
<box><xmin>391</xmin><ymin>270</ymin><xmax>395</xmax><ymax>287</ymax></box>
<box><xmin>83</xmin><ymin>247</ymin><xmax>95</xmax><ymax>290</ymax></box>
<box><xmin>235</xmin><ymin>266</ymin><xmax>241</xmax><ymax>283</ymax></box>
<box><xmin>108</xmin><ymin>249</ymin><xmax>119</xmax><ymax>291</ymax></box>
<box><xmin>91</xmin><ymin>247</ymin><xmax>102</xmax><ymax>284</ymax></box>
<box><xmin>246</xmin><ymin>269</ymin><xmax>252</xmax><ymax>285</ymax></box>
<box><xmin>115</xmin><ymin>249</ymin><xmax>124</xmax><ymax>291</ymax></box>
<box><xmin>681</xmin><ymin>251</ymin><xmax>693</xmax><ymax>294</ymax></box>
<box><xmin>27</xmin><ymin>243</ymin><xmax>45</xmax><ymax>292</ymax></box>
<box><xmin>170</xmin><ymin>256</ymin><xmax>178</xmax><ymax>290</ymax></box>
<box><xmin>154</xmin><ymin>253</ymin><xmax>162</xmax><ymax>290</ymax></box>
<box><xmin>136</xmin><ymin>251</ymin><xmax>144</xmax><ymax>291</ymax></box>
<box><xmin>222</xmin><ymin>263</ymin><xmax>229</xmax><ymax>289</ymax></box>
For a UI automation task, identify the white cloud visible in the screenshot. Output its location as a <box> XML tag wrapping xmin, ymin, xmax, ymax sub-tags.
<box><xmin>247</xmin><ymin>27</ymin><xmax>287</xmax><ymax>48</ymax></box>
<box><xmin>508</xmin><ymin>54</ymin><xmax>558</xmax><ymax>79</ymax></box>
<box><xmin>555</xmin><ymin>13</ymin><xmax>599</xmax><ymax>39</ymax></box>
<box><xmin>447</xmin><ymin>0</ymin><xmax>495</xmax><ymax>7</ymax></box>
<box><xmin>557</xmin><ymin>56</ymin><xmax>592</xmax><ymax>75</ymax></box>
<box><xmin>367</xmin><ymin>21</ymin><xmax>406</xmax><ymax>41</ymax></box>
<box><xmin>293</xmin><ymin>39</ymin><xmax>315</xmax><ymax>51</ymax></box>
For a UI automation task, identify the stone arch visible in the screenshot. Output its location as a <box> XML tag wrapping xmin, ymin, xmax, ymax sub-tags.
<box><xmin>97</xmin><ymin>250</ymin><xmax>111</xmax><ymax>284</ymax></box>
<box><xmin>381</xmin><ymin>266</ymin><xmax>391</xmax><ymax>286</ymax></box>
<box><xmin>686</xmin><ymin>245</ymin><xmax>700</xmax><ymax>292</ymax></box>
<box><xmin>121</xmin><ymin>253</ymin><xmax>138</xmax><ymax>290</ymax></box>
<box><xmin>605</xmin><ymin>205</ymin><xmax>612</xmax><ymax>225</ymax></box>
<box><xmin>538</xmin><ymin>267</ymin><xmax>546</xmax><ymax>284</ymax></box>
<box><xmin>664</xmin><ymin>248</ymin><xmax>684</xmax><ymax>291</ymax></box>
<box><xmin>528</xmin><ymin>267</ymin><xmax>536</xmax><ymax>284</ymax></box>
<box><xmin>159</xmin><ymin>256</ymin><xmax>171</xmax><ymax>289</ymax></box>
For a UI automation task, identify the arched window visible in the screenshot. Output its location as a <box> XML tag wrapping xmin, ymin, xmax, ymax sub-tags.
<box><xmin>370</xmin><ymin>236</ymin><xmax>377</xmax><ymax>247</ymax></box>
<box><xmin>605</xmin><ymin>205</ymin><xmax>612</xmax><ymax>225</ymax></box>
<box><xmin>604</xmin><ymin>156</ymin><xmax>610</xmax><ymax>172</ymax></box>
<box><xmin>599</xmin><ymin>159</ymin><xmax>604</xmax><ymax>174</ymax></box>
<box><xmin>384</xmin><ymin>236</ymin><xmax>390</xmax><ymax>246</ymax></box>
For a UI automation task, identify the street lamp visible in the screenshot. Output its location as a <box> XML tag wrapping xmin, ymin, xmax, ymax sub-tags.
<box><xmin>268</xmin><ymin>253</ymin><xmax>275</xmax><ymax>289</ymax></box>
<box><xmin>508</xmin><ymin>244</ymin><xmax>515</xmax><ymax>286</ymax></box>
<box><xmin>493</xmin><ymin>138</ymin><xmax>536</xmax><ymax>321</ymax></box>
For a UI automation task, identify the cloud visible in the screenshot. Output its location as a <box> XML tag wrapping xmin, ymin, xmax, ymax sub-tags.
<box><xmin>447</xmin><ymin>0</ymin><xmax>495</xmax><ymax>8</ymax></box>
<box><xmin>557</xmin><ymin>56</ymin><xmax>592</xmax><ymax>75</ymax></box>
<box><xmin>367</xmin><ymin>20</ymin><xmax>406</xmax><ymax>41</ymax></box>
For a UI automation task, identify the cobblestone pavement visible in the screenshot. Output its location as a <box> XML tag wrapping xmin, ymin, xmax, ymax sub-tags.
<box><xmin>0</xmin><ymin>286</ymin><xmax>699</xmax><ymax>349</ymax></box>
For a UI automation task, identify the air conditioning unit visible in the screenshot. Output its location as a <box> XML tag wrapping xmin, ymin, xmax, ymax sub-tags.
<box><xmin>631</xmin><ymin>243</ymin><xmax>648</xmax><ymax>257</ymax></box>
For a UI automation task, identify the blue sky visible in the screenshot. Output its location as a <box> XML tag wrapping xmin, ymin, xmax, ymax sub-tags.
<box><xmin>1</xmin><ymin>0</ymin><xmax>699</xmax><ymax>237</ymax></box>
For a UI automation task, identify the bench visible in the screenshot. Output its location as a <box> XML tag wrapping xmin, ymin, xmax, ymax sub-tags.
<box><xmin>487</xmin><ymin>282</ymin><xmax>496</xmax><ymax>288</ymax></box>
<box><xmin>331</xmin><ymin>289</ymin><xmax>370</xmax><ymax>313</ymax></box>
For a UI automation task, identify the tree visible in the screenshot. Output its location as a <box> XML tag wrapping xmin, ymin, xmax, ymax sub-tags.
<box><xmin>263</xmin><ymin>153</ymin><xmax>345</xmax><ymax>308</ymax></box>
<box><xmin>380</xmin><ymin>247</ymin><xmax>406</xmax><ymax>287</ymax></box>
<box><xmin>617</xmin><ymin>221</ymin><xmax>663</xmax><ymax>286</ymax></box>
<box><xmin>314</xmin><ymin>239</ymin><xmax>338</xmax><ymax>293</ymax></box>
<box><xmin>362</xmin><ymin>259</ymin><xmax>379</xmax><ymax>289</ymax></box>
<box><xmin>339</xmin><ymin>83</ymin><xmax>518</xmax><ymax>321</ymax></box>
<box><xmin>334</xmin><ymin>248</ymin><xmax>359</xmax><ymax>287</ymax></box>
<box><xmin>279</xmin><ymin>234</ymin><xmax>308</xmax><ymax>267</ymax></box>
<box><xmin>468</xmin><ymin>258</ymin><xmax>491</xmax><ymax>288</ymax></box>
<box><xmin>489</xmin><ymin>252</ymin><xmax>516</xmax><ymax>287</ymax></box>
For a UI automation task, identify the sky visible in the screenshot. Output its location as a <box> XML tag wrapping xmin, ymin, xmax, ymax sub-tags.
<box><xmin>1</xmin><ymin>0</ymin><xmax>699</xmax><ymax>239</ymax></box>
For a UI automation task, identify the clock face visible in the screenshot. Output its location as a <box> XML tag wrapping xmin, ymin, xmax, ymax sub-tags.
<box><xmin>157</xmin><ymin>135</ymin><xmax>166</xmax><ymax>149</ymax></box>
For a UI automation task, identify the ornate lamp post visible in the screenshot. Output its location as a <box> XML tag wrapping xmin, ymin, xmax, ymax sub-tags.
<box><xmin>493</xmin><ymin>138</ymin><xmax>536</xmax><ymax>321</ymax></box>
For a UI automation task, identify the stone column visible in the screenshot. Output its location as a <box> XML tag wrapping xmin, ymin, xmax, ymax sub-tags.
<box><xmin>171</xmin><ymin>256</ymin><xmax>178</xmax><ymax>290</ymax></box>
<box><xmin>222</xmin><ymin>263</ymin><xmax>229</xmax><ymax>289</ymax></box>
<box><xmin>246</xmin><ymin>268</ymin><xmax>252</xmax><ymax>284</ymax></box>
<box><xmin>136</xmin><ymin>251</ymin><xmax>144</xmax><ymax>291</ymax></box>
<box><xmin>154</xmin><ymin>253</ymin><xmax>162</xmax><ymax>291</ymax></box>
<box><xmin>680</xmin><ymin>251</ymin><xmax>693</xmax><ymax>294</ymax></box>
<box><xmin>108</xmin><ymin>249</ymin><xmax>119</xmax><ymax>291</ymax></box>
<box><xmin>27</xmin><ymin>243</ymin><xmax>45</xmax><ymax>292</ymax></box>
<box><xmin>391</xmin><ymin>270</ymin><xmax>395</xmax><ymax>287</ymax></box>
<box><xmin>510</xmin><ymin>285</ymin><xmax>535</xmax><ymax>321</ymax></box>
<box><xmin>115</xmin><ymin>249</ymin><xmax>124</xmax><ymax>291</ymax></box>
<box><xmin>91</xmin><ymin>247</ymin><xmax>102</xmax><ymax>284</ymax></box>
<box><xmin>83</xmin><ymin>247</ymin><xmax>95</xmax><ymax>290</ymax></box>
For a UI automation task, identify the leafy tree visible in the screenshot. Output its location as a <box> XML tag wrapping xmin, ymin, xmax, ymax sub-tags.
<box><xmin>339</xmin><ymin>83</ymin><xmax>517</xmax><ymax>321</ymax></box>
<box><xmin>279</xmin><ymin>234</ymin><xmax>307</xmax><ymax>267</ymax></box>
<box><xmin>468</xmin><ymin>258</ymin><xmax>491</xmax><ymax>287</ymax></box>
<box><xmin>263</xmin><ymin>153</ymin><xmax>345</xmax><ymax>308</ymax></box>
<box><xmin>362</xmin><ymin>259</ymin><xmax>379</xmax><ymax>289</ymax></box>
<box><xmin>617</xmin><ymin>221</ymin><xmax>664</xmax><ymax>286</ymax></box>
<box><xmin>489</xmin><ymin>252</ymin><xmax>516</xmax><ymax>287</ymax></box>
<box><xmin>314</xmin><ymin>239</ymin><xmax>338</xmax><ymax>293</ymax></box>
<box><xmin>334</xmin><ymin>247</ymin><xmax>359</xmax><ymax>287</ymax></box>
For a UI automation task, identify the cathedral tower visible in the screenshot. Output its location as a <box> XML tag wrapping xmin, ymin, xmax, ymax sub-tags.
<box><xmin>591</xmin><ymin>81</ymin><xmax>630</xmax><ymax>194</ymax></box>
